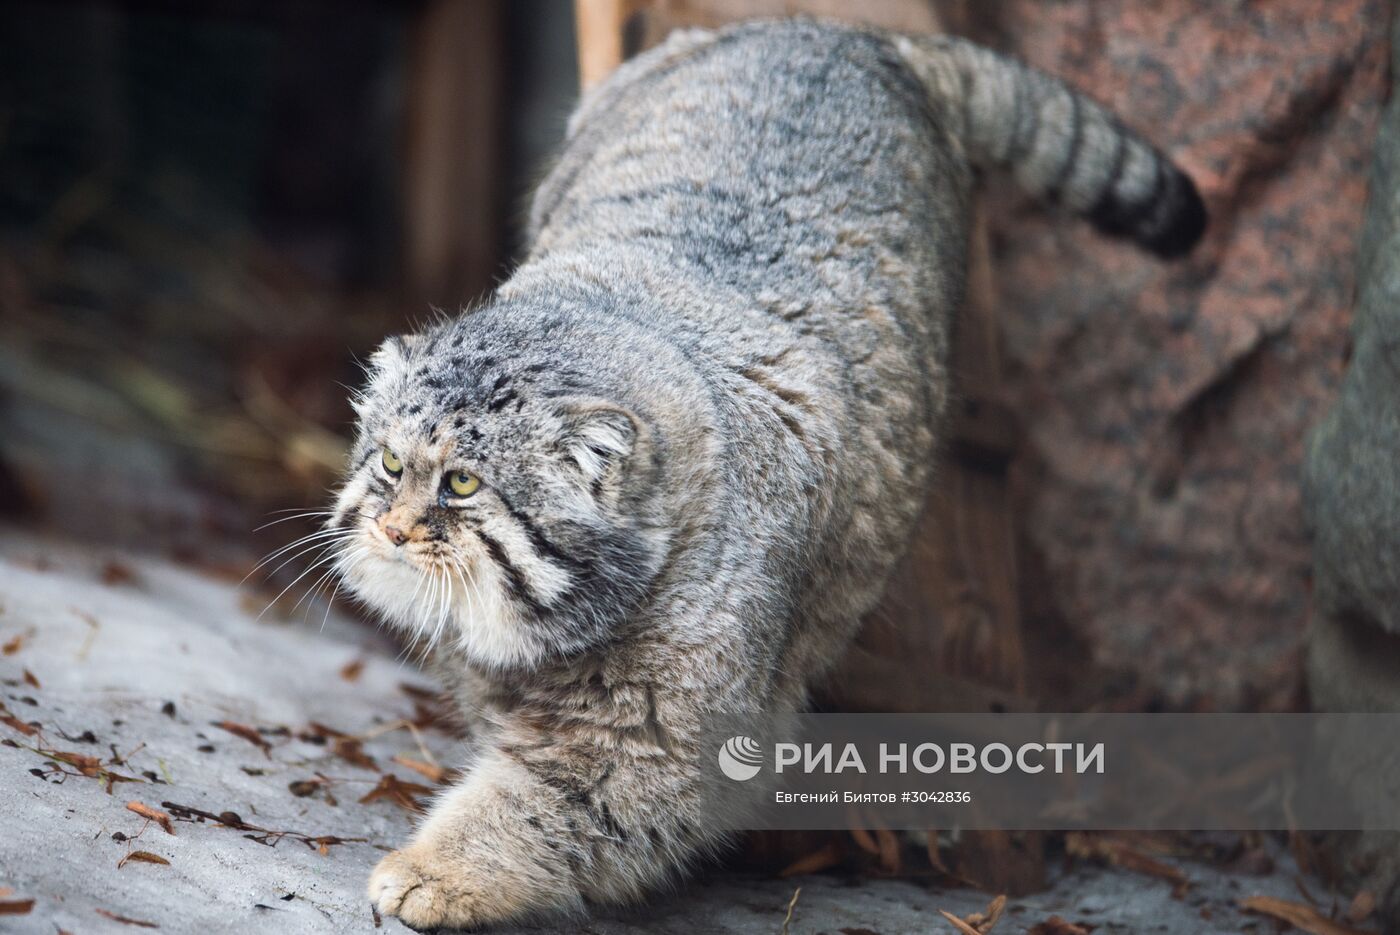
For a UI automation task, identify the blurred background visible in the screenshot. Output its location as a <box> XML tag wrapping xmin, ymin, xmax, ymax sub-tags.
<box><xmin>0</xmin><ymin>0</ymin><xmax>577</xmax><ymax>563</ymax></box>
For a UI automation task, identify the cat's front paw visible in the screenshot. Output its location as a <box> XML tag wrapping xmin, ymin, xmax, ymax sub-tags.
<box><xmin>369</xmin><ymin>847</ymin><xmax>487</xmax><ymax>932</ymax></box>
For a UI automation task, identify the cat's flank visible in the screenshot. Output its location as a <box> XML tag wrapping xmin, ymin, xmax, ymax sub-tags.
<box><xmin>329</xmin><ymin>19</ymin><xmax>1204</xmax><ymax>930</ymax></box>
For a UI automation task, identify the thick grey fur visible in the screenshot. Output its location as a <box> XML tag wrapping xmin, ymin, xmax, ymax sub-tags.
<box><xmin>325</xmin><ymin>19</ymin><xmax>1205</xmax><ymax>929</ymax></box>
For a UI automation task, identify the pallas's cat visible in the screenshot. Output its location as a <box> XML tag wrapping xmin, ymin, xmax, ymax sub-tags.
<box><xmin>326</xmin><ymin>19</ymin><xmax>1204</xmax><ymax>929</ymax></box>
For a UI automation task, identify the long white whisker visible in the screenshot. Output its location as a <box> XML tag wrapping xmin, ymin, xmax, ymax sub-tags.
<box><xmin>424</xmin><ymin>571</ymin><xmax>440</xmax><ymax>652</ymax></box>
<box><xmin>243</xmin><ymin>528</ymin><xmax>354</xmax><ymax>583</ymax></box>
<box><xmin>404</xmin><ymin>560</ymin><xmax>430</xmax><ymax>615</ymax></box>
<box><xmin>256</xmin><ymin>533</ymin><xmax>357</xmax><ymax>591</ymax></box>
<box><xmin>401</xmin><ymin>568</ymin><xmax>440</xmax><ymax>666</ymax></box>
<box><xmin>448</xmin><ymin>558</ymin><xmax>474</xmax><ymax>631</ymax></box>
<box><xmin>464</xmin><ymin>558</ymin><xmax>488</xmax><ymax>627</ymax></box>
<box><xmin>430</xmin><ymin>567</ymin><xmax>447</xmax><ymax>647</ymax></box>
<box><xmin>326</xmin><ymin>544</ymin><xmax>373</xmax><ymax>632</ymax></box>
<box><xmin>394</xmin><ymin>566</ymin><xmax>433</xmax><ymax>665</ymax></box>
<box><xmin>295</xmin><ymin>564</ymin><xmax>341</xmax><ymax>619</ymax></box>
<box><xmin>449</xmin><ymin>555</ymin><xmax>472</xmax><ymax>606</ymax></box>
<box><xmin>253</xmin><ymin>511</ymin><xmax>336</xmax><ymax>533</ymax></box>
<box><xmin>257</xmin><ymin>548</ymin><xmax>348</xmax><ymax>621</ymax></box>
<box><xmin>430</xmin><ymin>561</ymin><xmax>455</xmax><ymax>651</ymax></box>
<box><xmin>248</xmin><ymin>527</ymin><xmax>350</xmax><ymax>572</ymax></box>
<box><xmin>442</xmin><ymin>555</ymin><xmax>480</xmax><ymax>654</ymax></box>
<box><xmin>320</xmin><ymin>574</ymin><xmax>346</xmax><ymax>633</ymax></box>
<box><xmin>433</xmin><ymin>566</ymin><xmax>450</xmax><ymax>652</ymax></box>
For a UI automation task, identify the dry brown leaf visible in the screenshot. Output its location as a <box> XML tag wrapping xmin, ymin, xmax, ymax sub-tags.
<box><xmin>0</xmin><ymin>899</ymin><xmax>35</xmax><ymax>915</ymax></box>
<box><xmin>101</xmin><ymin>561</ymin><xmax>139</xmax><ymax>587</ymax></box>
<box><xmin>214</xmin><ymin>721</ymin><xmax>271</xmax><ymax>755</ymax></box>
<box><xmin>339</xmin><ymin>658</ymin><xmax>366</xmax><ymax>682</ymax></box>
<box><xmin>1</xmin><ymin>713</ymin><xmax>37</xmax><ymax>736</ymax></box>
<box><xmin>117</xmin><ymin>851</ymin><xmax>170</xmax><ymax>869</ymax></box>
<box><xmin>778</xmin><ymin>841</ymin><xmax>842</xmax><ymax>878</ymax></box>
<box><xmin>1</xmin><ymin>633</ymin><xmax>25</xmax><ymax>655</ymax></box>
<box><xmin>334</xmin><ymin>737</ymin><xmax>379</xmax><ymax>771</ymax></box>
<box><xmin>939</xmin><ymin>895</ymin><xmax>1011</xmax><ymax>935</ymax></box>
<box><xmin>358</xmin><ymin>774</ymin><xmax>434</xmax><ymax>812</ymax></box>
<box><xmin>1066</xmin><ymin>831</ymin><xmax>1188</xmax><ymax>890</ymax></box>
<box><xmin>49</xmin><ymin>750</ymin><xmax>104</xmax><ymax>776</ymax></box>
<box><xmin>391</xmin><ymin>755</ymin><xmax>446</xmax><ymax>784</ymax></box>
<box><xmin>126</xmin><ymin>801</ymin><xmax>175</xmax><ymax>835</ymax></box>
<box><xmin>939</xmin><ymin>908</ymin><xmax>982</xmax><ymax>935</ymax></box>
<box><xmin>21</xmin><ymin>668</ymin><xmax>39</xmax><ymax>689</ymax></box>
<box><xmin>288</xmin><ymin>778</ymin><xmax>323</xmax><ymax>797</ymax></box>
<box><xmin>409</xmin><ymin>698</ymin><xmax>455</xmax><ymax>732</ymax></box>
<box><xmin>1065</xmin><ymin>830</ymin><xmax>1176</xmax><ymax>857</ymax></box>
<box><xmin>1241</xmin><ymin>895</ymin><xmax>1378</xmax><ymax>935</ymax></box>
<box><xmin>103</xmin><ymin>769</ymin><xmax>142</xmax><ymax>793</ymax></box>
<box><xmin>1348</xmin><ymin>890</ymin><xmax>1377</xmax><ymax>925</ymax></box>
<box><xmin>95</xmin><ymin>908</ymin><xmax>158</xmax><ymax>928</ymax></box>
<box><xmin>308</xmin><ymin>720</ymin><xmax>347</xmax><ymax>737</ymax></box>
<box><xmin>965</xmin><ymin>894</ymin><xmax>1007</xmax><ymax>932</ymax></box>
<box><xmin>1027</xmin><ymin>918</ymin><xmax>1091</xmax><ymax>935</ymax></box>
<box><xmin>1113</xmin><ymin>850</ymin><xmax>1189</xmax><ymax>889</ymax></box>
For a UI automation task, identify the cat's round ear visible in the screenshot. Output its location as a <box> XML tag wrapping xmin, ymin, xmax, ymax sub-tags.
<box><xmin>354</xmin><ymin>335</ymin><xmax>422</xmax><ymax>417</ymax></box>
<box><xmin>553</xmin><ymin>399</ymin><xmax>647</xmax><ymax>493</ymax></box>
<box><xmin>366</xmin><ymin>334</ymin><xmax>420</xmax><ymax>375</ymax></box>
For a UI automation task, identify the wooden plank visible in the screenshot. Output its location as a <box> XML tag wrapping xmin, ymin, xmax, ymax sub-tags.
<box><xmin>859</xmin><ymin>197</ymin><xmax>1026</xmax><ymax>703</ymax></box>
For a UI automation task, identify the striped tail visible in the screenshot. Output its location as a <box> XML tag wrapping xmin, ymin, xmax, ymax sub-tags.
<box><xmin>894</xmin><ymin>35</ymin><xmax>1207</xmax><ymax>258</ymax></box>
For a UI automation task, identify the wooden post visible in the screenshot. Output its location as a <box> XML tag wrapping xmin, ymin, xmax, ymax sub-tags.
<box><xmin>575</xmin><ymin>0</ymin><xmax>639</xmax><ymax>91</ymax></box>
<box><xmin>402</xmin><ymin>0</ymin><xmax>503</xmax><ymax>307</ymax></box>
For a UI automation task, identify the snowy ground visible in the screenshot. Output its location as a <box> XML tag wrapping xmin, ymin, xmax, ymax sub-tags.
<box><xmin>0</xmin><ymin>536</ymin><xmax>1341</xmax><ymax>933</ymax></box>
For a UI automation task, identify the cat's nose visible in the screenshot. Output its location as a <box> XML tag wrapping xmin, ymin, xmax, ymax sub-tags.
<box><xmin>384</xmin><ymin>525</ymin><xmax>407</xmax><ymax>547</ymax></box>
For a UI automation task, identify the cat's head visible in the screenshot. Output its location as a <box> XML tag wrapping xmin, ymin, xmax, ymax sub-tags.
<box><xmin>329</xmin><ymin>315</ymin><xmax>669</xmax><ymax>670</ymax></box>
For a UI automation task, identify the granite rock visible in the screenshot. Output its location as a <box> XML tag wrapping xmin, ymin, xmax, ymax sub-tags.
<box><xmin>983</xmin><ymin>0</ymin><xmax>1393</xmax><ymax>707</ymax></box>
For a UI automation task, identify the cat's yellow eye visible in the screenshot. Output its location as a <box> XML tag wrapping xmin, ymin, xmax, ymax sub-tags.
<box><xmin>447</xmin><ymin>470</ymin><xmax>480</xmax><ymax>498</ymax></box>
<box><xmin>381</xmin><ymin>448</ymin><xmax>403</xmax><ymax>477</ymax></box>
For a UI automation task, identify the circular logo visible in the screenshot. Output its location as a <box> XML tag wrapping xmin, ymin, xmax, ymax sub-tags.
<box><xmin>718</xmin><ymin>735</ymin><xmax>763</xmax><ymax>781</ymax></box>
